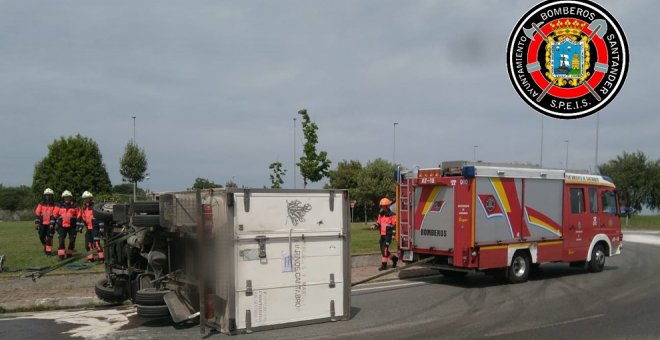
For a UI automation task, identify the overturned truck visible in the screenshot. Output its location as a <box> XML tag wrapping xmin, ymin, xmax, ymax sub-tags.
<box><xmin>94</xmin><ymin>189</ymin><xmax>351</xmax><ymax>334</ymax></box>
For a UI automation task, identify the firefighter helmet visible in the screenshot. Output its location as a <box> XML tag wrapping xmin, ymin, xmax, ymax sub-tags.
<box><xmin>379</xmin><ymin>198</ymin><xmax>392</xmax><ymax>206</ymax></box>
<box><xmin>43</xmin><ymin>188</ymin><xmax>54</xmax><ymax>195</ymax></box>
<box><xmin>82</xmin><ymin>191</ymin><xmax>93</xmax><ymax>199</ymax></box>
<box><xmin>61</xmin><ymin>190</ymin><xmax>72</xmax><ymax>198</ymax></box>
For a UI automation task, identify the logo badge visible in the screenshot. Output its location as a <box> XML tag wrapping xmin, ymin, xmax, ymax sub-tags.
<box><xmin>507</xmin><ymin>0</ymin><xmax>629</xmax><ymax>119</ymax></box>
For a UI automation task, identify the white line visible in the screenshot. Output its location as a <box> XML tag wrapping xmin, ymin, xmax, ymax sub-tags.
<box><xmin>352</xmin><ymin>281</ymin><xmax>428</xmax><ymax>293</ymax></box>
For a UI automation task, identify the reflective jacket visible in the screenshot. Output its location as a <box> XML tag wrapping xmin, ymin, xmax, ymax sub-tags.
<box><xmin>81</xmin><ymin>202</ymin><xmax>95</xmax><ymax>230</ymax></box>
<box><xmin>35</xmin><ymin>201</ymin><xmax>57</xmax><ymax>225</ymax></box>
<box><xmin>55</xmin><ymin>201</ymin><xmax>80</xmax><ymax>228</ymax></box>
<box><xmin>376</xmin><ymin>210</ymin><xmax>396</xmax><ymax>236</ymax></box>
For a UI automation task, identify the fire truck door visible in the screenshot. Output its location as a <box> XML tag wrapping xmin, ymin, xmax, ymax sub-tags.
<box><xmin>564</xmin><ymin>186</ymin><xmax>594</xmax><ymax>260</ymax></box>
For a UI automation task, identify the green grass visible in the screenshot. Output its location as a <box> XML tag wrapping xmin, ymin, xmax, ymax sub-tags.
<box><xmin>0</xmin><ymin>220</ymin><xmax>400</xmax><ymax>273</ymax></box>
<box><xmin>0</xmin><ymin>221</ymin><xmax>103</xmax><ymax>276</ymax></box>
<box><xmin>351</xmin><ymin>222</ymin><xmax>397</xmax><ymax>255</ymax></box>
<box><xmin>621</xmin><ymin>215</ymin><xmax>660</xmax><ymax>230</ymax></box>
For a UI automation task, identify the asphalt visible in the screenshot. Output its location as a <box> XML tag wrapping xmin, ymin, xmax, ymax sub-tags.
<box><xmin>0</xmin><ymin>253</ymin><xmax>437</xmax><ymax>313</ymax></box>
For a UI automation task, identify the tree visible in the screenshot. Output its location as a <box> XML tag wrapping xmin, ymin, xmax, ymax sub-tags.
<box><xmin>112</xmin><ymin>184</ymin><xmax>146</xmax><ymax>199</ymax></box>
<box><xmin>225</xmin><ymin>180</ymin><xmax>238</xmax><ymax>188</ymax></box>
<box><xmin>0</xmin><ymin>185</ymin><xmax>34</xmax><ymax>211</ymax></box>
<box><xmin>599</xmin><ymin>151</ymin><xmax>654</xmax><ymax>213</ymax></box>
<box><xmin>297</xmin><ymin>109</ymin><xmax>331</xmax><ymax>188</ymax></box>
<box><xmin>192</xmin><ymin>177</ymin><xmax>222</xmax><ymax>189</ymax></box>
<box><xmin>119</xmin><ymin>141</ymin><xmax>148</xmax><ymax>200</ymax></box>
<box><xmin>269</xmin><ymin>162</ymin><xmax>286</xmax><ymax>189</ymax></box>
<box><xmin>354</xmin><ymin>158</ymin><xmax>396</xmax><ymax>221</ymax></box>
<box><xmin>326</xmin><ymin>160</ymin><xmax>362</xmax><ymax>192</ymax></box>
<box><xmin>32</xmin><ymin>135</ymin><xmax>112</xmax><ymax>197</ymax></box>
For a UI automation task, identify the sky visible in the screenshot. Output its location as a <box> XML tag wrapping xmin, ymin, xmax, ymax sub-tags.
<box><xmin>0</xmin><ymin>0</ymin><xmax>657</xmax><ymax>192</ymax></box>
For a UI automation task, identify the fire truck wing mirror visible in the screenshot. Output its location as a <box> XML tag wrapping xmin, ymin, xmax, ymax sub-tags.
<box><xmin>462</xmin><ymin>166</ymin><xmax>476</xmax><ymax>179</ymax></box>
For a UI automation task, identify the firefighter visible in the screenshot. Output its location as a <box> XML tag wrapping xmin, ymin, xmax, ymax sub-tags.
<box><xmin>54</xmin><ymin>190</ymin><xmax>80</xmax><ymax>260</ymax></box>
<box><xmin>79</xmin><ymin>191</ymin><xmax>104</xmax><ymax>263</ymax></box>
<box><xmin>371</xmin><ymin>197</ymin><xmax>398</xmax><ymax>271</ymax></box>
<box><xmin>34</xmin><ymin>188</ymin><xmax>57</xmax><ymax>256</ymax></box>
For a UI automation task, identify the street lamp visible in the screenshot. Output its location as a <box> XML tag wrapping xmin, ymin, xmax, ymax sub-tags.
<box><xmin>540</xmin><ymin>116</ymin><xmax>544</xmax><ymax>167</ymax></box>
<box><xmin>132</xmin><ymin>116</ymin><xmax>136</xmax><ymax>143</ymax></box>
<box><xmin>565</xmin><ymin>140</ymin><xmax>569</xmax><ymax>170</ymax></box>
<box><xmin>473</xmin><ymin>145</ymin><xmax>478</xmax><ymax>162</ymax></box>
<box><xmin>293</xmin><ymin>117</ymin><xmax>297</xmax><ymax>189</ymax></box>
<box><xmin>145</xmin><ymin>176</ymin><xmax>150</xmax><ymax>192</ymax></box>
<box><xmin>393</xmin><ymin>122</ymin><xmax>398</xmax><ymax>165</ymax></box>
<box><xmin>594</xmin><ymin>113</ymin><xmax>599</xmax><ymax>174</ymax></box>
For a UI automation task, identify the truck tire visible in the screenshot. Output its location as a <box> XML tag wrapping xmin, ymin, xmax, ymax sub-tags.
<box><xmin>95</xmin><ymin>279</ymin><xmax>128</xmax><ymax>304</ymax></box>
<box><xmin>93</xmin><ymin>202</ymin><xmax>114</xmax><ymax>221</ymax></box>
<box><xmin>135</xmin><ymin>288</ymin><xmax>169</xmax><ymax>306</ymax></box>
<box><xmin>588</xmin><ymin>243</ymin><xmax>606</xmax><ymax>273</ymax></box>
<box><xmin>132</xmin><ymin>201</ymin><xmax>160</xmax><ymax>215</ymax></box>
<box><xmin>137</xmin><ymin>304</ymin><xmax>171</xmax><ymax>318</ymax></box>
<box><xmin>506</xmin><ymin>252</ymin><xmax>530</xmax><ymax>284</ymax></box>
<box><xmin>132</xmin><ymin>215</ymin><xmax>160</xmax><ymax>227</ymax></box>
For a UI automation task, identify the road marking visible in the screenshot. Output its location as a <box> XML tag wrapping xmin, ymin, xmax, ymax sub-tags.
<box><xmin>484</xmin><ymin>313</ymin><xmax>605</xmax><ymax>337</ymax></box>
<box><xmin>352</xmin><ymin>281</ymin><xmax>428</xmax><ymax>293</ymax></box>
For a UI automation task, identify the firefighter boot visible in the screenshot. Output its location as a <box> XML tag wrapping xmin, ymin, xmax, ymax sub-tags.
<box><xmin>392</xmin><ymin>255</ymin><xmax>399</xmax><ymax>268</ymax></box>
<box><xmin>378</xmin><ymin>263</ymin><xmax>388</xmax><ymax>271</ymax></box>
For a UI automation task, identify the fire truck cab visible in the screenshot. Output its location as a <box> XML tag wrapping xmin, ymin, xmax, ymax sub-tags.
<box><xmin>397</xmin><ymin>161</ymin><xmax>623</xmax><ymax>283</ymax></box>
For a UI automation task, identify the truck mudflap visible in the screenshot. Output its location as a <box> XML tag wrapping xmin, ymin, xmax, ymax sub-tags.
<box><xmin>164</xmin><ymin>291</ymin><xmax>199</xmax><ymax>324</ymax></box>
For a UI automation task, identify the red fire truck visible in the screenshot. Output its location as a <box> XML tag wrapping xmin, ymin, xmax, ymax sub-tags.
<box><xmin>397</xmin><ymin>161</ymin><xmax>623</xmax><ymax>283</ymax></box>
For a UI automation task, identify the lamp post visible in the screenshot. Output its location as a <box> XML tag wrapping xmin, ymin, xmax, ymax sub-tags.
<box><xmin>293</xmin><ymin>117</ymin><xmax>297</xmax><ymax>189</ymax></box>
<box><xmin>595</xmin><ymin>113</ymin><xmax>599</xmax><ymax>174</ymax></box>
<box><xmin>540</xmin><ymin>116</ymin><xmax>544</xmax><ymax>167</ymax></box>
<box><xmin>132</xmin><ymin>116</ymin><xmax>137</xmax><ymax>201</ymax></box>
<box><xmin>393</xmin><ymin>122</ymin><xmax>398</xmax><ymax>165</ymax></box>
<box><xmin>565</xmin><ymin>140</ymin><xmax>569</xmax><ymax>170</ymax></box>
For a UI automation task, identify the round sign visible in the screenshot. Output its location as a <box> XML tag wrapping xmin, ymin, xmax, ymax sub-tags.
<box><xmin>507</xmin><ymin>0</ymin><xmax>629</xmax><ymax>119</ymax></box>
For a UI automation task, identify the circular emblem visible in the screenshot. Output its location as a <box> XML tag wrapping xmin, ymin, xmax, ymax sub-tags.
<box><xmin>507</xmin><ymin>0</ymin><xmax>629</xmax><ymax>119</ymax></box>
<box><xmin>485</xmin><ymin>196</ymin><xmax>496</xmax><ymax>213</ymax></box>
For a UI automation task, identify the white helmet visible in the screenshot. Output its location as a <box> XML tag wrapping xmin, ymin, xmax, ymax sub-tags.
<box><xmin>43</xmin><ymin>188</ymin><xmax>54</xmax><ymax>195</ymax></box>
<box><xmin>82</xmin><ymin>191</ymin><xmax>93</xmax><ymax>199</ymax></box>
<box><xmin>61</xmin><ymin>190</ymin><xmax>72</xmax><ymax>198</ymax></box>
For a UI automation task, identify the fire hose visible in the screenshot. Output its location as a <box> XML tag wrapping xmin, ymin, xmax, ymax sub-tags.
<box><xmin>23</xmin><ymin>227</ymin><xmax>144</xmax><ymax>282</ymax></box>
<box><xmin>351</xmin><ymin>256</ymin><xmax>435</xmax><ymax>287</ymax></box>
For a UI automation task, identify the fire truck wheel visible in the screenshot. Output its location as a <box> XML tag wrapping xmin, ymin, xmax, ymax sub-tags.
<box><xmin>137</xmin><ymin>304</ymin><xmax>171</xmax><ymax>318</ymax></box>
<box><xmin>588</xmin><ymin>243</ymin><xmax>606</xmax><ymax>273</ymax></box>
<box><xmin>95</xmin><ymin>278</ymin><xmax>128</xmax><ymax>304</ymax></box>
<box><xmin>506</xmin><ymin>252</ymin><xmax>530</xmax><ymax>284</ymax></box>
<box><xmin>135</xmin><ymin>288</ymin><xmax>169</xmax><ymax>306</ymax></box>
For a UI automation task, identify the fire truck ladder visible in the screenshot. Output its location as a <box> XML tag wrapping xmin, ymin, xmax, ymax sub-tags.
<box><xmin>399</xmin><ymin>177</ymin><xmax>413</xmax><ymax>250</ymax></box>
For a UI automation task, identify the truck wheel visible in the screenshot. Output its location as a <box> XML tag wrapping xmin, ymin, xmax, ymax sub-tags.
<box><xmin>588</xmin><ymin>244</ymin><xmax>606</xmax><ymax>273</ymax></box>
<box><xmin>132</xmin><ymin>215</ymin><xmax>160</xmax><ymax>227</ymax></box>
<box><xmin>95</xmin><ymin>279</ymin><xmax>128</xmax><ymax>304</ymax></box>
<box><xmin>93</xmin><ymin>202</ymin><xmax>114</xmax><ymax>221</ymax></box>
<box><xmin>137</xmin><ymin>304</ymin><xmax>171</xmax><ymax>318</ymax></box>
<box><xmin>132</xmin><ymin>201</ymin><xmax>160</xmax><ymax>215</ymax></box>
<box><xmin>135</xmin><ymin>288</ymin><xmax>169</xmax><ymax>306</ymax></box>
<box><xmin>506</xmin><ymin>252</ymin><xmax>530</xmax><ymax>284</ymax></box>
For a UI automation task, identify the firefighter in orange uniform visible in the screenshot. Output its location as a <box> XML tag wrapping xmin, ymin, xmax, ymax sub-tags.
<box><xmin>79</xmin><ymin>191</ymin><xmax>104</xmax><ymax>263</ymax></box>
<box><xmin>54</xmin><ymin>190</ymin><xmax>80</xmax><ymax>260</ymax></box>
<box><xmin>372</xmin><ymin>197</ymin><xmax>398</xmax><ymax>271</ymax></box>
<box><xmin>34</xmin><ymin>188</ymin><xmax>57</xmax><ymax>256</ymax></box>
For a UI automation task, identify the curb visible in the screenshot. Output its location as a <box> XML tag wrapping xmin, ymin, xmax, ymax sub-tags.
<box><xmin>0</xmin><ymin>296</ymin><xmax>108</xmax><ymax>313</ymax></box>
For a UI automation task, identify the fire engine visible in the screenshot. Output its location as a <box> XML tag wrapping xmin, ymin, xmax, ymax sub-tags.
<box><xmin>396</xmin><ymin>161</ymin><xmax>623</xmax><ymax>283</ymax></box>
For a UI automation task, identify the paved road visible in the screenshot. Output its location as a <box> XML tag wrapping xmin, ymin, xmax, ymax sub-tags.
<box><xmin>2</xmin><ymin>231</ymin><xmax>660</xmax><ymax>340</ymax></box>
